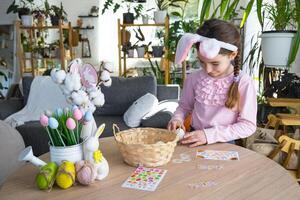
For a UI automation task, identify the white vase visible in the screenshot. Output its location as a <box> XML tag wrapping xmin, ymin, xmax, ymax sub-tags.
<box><xmin>21</xmin><ymin>15</ymin><xmax>33</xmax><ymax>27</ymax></box>
<box><xmin>154</xmin><ymin>11</ymin><xmax>167</xmax><ymax>24</ymax></box>
<box><xmin>50</xmin><ymin>142</ymin><xmax>83</xmax><ymax>165</ymax></box>
<box><xmin>142</xmin><ymin>16</ymin><xmax>149</xmax><ymax>24</ymax></box>
<box><xmin>128</xmin><ymin>49</ymin><xmax>134</xmax><ymax>58</ymax></box>
<box><xmin>261</xmin><ymin>31</ymin><xmax>296</xmax><ymax>68</ymax></box>
<box><xmin>136</xmin><ymin>47</ymin><xmax>145</xmax><ymax>58</ymax></box>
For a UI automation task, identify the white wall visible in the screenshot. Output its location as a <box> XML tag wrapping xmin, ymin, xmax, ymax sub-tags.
<box><xmin>0</xmin><ymin>0</ymin><xmax>18</xmax><ymax>25</ymax></box>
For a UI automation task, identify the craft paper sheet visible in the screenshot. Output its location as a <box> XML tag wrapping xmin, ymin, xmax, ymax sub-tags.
<box><xmin>122</xmin><ymin>166</ymin><xmax>167</xmax><ymax>191</ymax></box>
<box><xmin>196</xmin><ymin>150</ymin><xmax>239</xmax><ymax>161</ymax></box>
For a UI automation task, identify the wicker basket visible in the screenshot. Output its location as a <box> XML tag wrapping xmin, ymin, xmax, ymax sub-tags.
<box><xmin>113</xmin><ymin>124</ymin><xmax>179</xmax><ymax>167</ymax></box>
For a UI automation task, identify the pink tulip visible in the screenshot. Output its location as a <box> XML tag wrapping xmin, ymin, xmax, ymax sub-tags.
<box><xmin>66</xmin><ymin>118</ymin><xmax>76</xmax><ymax>130</ymax></box>
<box><xmin>40</xmin><ymin>114</ymin><xmax>49</xmax><ymax>127</ymax></box>
<box><xmin>73</xmin><ymin>108</ymin><xmax>83</xmax><ymax>120</ymax></box>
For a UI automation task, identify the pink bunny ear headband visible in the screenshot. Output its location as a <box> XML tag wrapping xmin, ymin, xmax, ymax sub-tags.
<box><xmin>175</xmin><ymin>33</ymin><xmax>238</xmax><ymax>64</ymax></box>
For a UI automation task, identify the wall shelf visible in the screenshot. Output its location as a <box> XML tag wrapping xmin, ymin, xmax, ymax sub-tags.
<box><xmin>73</xmin><ymin>26</ymin><xmax>94</xmax><ymax>30</ymax></box>
<box><xmin>16</xmin><ymin>21</ymin><xmax>74</xmax><ymax>77</ymax></box>
<box><xmin>78</xmin><ymin>15</ymin><xmax>99</xmax><ymax>18</ymax></box>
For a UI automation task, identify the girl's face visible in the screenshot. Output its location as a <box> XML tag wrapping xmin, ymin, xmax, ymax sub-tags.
<box><xmin>197</xmin><ymin>51</ymin><xmax>237</xmax><ymax>78</ymax></box>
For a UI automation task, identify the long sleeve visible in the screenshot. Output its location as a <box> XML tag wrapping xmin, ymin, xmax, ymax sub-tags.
<box><xmin>171</xmin><ymin>73</ymin><xmax>196</xmax><ymax>123</ymax></box>
<box><xmin>204</xmin><ymin>77</ymin><xmax>257</xmax><ymax>144</ymax></box>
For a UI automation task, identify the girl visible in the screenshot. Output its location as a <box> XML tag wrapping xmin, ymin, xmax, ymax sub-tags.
<box><xmin>168</xmin><ymin>19</ymin><xmax>257</xmax><ymax>147</ymax></box>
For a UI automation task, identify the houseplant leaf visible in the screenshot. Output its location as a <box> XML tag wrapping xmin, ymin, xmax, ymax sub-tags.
<box><xmin>223</xmin><ymin>0</ymin><xmax>239</xmax><ymax>21</ymax></box>
<box><xmin>200</xmin><ymin>0</ymin><xmax>212</xmax><ymax>25</ymax></box>
<box><xmin>240</xmin><ymin>0</ymin><xmax>254</xmax><ymax>28</ymax></box>
<box><xmin>288</xmin><ymin>30</ymin><xmax>300</xmax><ymax>65</ymax></box>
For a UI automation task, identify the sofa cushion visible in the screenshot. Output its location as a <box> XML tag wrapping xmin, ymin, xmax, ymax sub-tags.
<box><xmin>22</xmin><ymin>76</ymin><xmax>34</xmax><ymax>105</ymax></box>
<box><xmin>141</xmin><ymin>111</ymin><xmax>173</xmax><ymax>128</ymax></box>
<box><xmin>94</xmin><ymin>115</ymin><xmax>129</xmax><ymax>138</ymax></box>
<box><xmin>141</xmin><ymin>100</ymin><xmax>178</xmax><ymax>128</ymax></box>
<box><xmin>0</xmin><ymin>120</ymin><xmax>25</xmax><ymax>186</ymax></box>
<box><xmin>0</xmin><ymin>99</ymin><xmax>24</xmax><ymax>120</ymax></box>
<box><xmin>16</xmin><ymin>121</ymin><xmax>50</xmax><ymax>156</ymax></box>
<box><xmin>123</xmin><ymin>93</ymin><xmax>158</xmax><ymax>127</ymax></box>
<box><xmin>95</xmin><ymin>76</ymin><xmax>157</xmax><ymax>116</ymax></box>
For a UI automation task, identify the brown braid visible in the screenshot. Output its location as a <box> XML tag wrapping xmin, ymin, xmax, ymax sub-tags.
<box><xmin>225</xmin><ymin>50</ymin><xmax>240</xmax><ymax>108</ymax></box>
<box><xmin>195</xmin><ymin>19</ymin><xmax>241</xmax><ymax>109</ymax></box>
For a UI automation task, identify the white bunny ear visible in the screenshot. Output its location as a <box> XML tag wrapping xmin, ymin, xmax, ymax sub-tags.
<box><xmin>175</xmin><ymin>33</ymin><xmax>202</xmax><ymax>64</ymax></box>
<box><xmin>95</xmin><ymin>123</ymin><xmax>105</xmax><ymax>138</ymax></box>
<box><xmin>199</xmin><ymin>39</ymin><xmax>221</xmax><ymax>59</ymax></box>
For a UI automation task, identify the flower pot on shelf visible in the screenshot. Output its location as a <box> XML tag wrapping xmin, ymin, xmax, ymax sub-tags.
<box><xmin>50</xmin><ymin>142</ymin><xmax>84</xmax><ymax>165</ymax></box>
<box><xmin>260</xmin><ymin>31</ymin><xmax>296</xmax><ymax>68</ymax></box>
<box><xmin>21</xmin><ymin>15</ymin><xmax>33</xmax><ymax>27</ymax></box>
<box><xmin>154</xmin><ymin>11</ymin><xmax>166</xmax><ymax>24</ymax></box>
<box><xmin>128</xmin><ymin>49</ymin><xmax>134</xmax><ymax>58</ymax></box>
<box><xmin>123</xmin><ymin>12</ymin><xmax>134</xmax><ymax>24</ymax></box>
<box><xmin>152</xmin><ymin>46</ymin><xmax>164</xmax><ymax>57</ymax></box>
<box><xmin>136</xmin><ymin>46</ymin><xmax>145</xmax><ymax>58</ymax></box>
<box><xmin>142</xmin><ymin>15</ymin><xmax>149</xmax><ymax>24</ymax></box>
<box><xmin>50</xmin><ymin>15</ymin><xmax>60</xmax><ymax>26</ymax></box>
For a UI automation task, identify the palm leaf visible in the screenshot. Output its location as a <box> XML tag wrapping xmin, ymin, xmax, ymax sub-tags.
<box><xmin>256</xmin><ymin>0</ymin><xmax>263</xmax><ymax>28</ymax></box>
<box><xmin>220</xmin><ymin>0</ymin><xmax>230</xmax><ymax>17</ymax></box>
<box><xmin>223</xmin><ymin>0</ymin><xmax>239</xmax><ymax>21</ymax></box>
<box><xmin>200</xmin><ymin>0</ymin><xmax>212</xmax><ymax>25</ymax></box>
<box><xmin>288</xmin><ymin>30</ymin><xmax>300</xmax><ymax>65</ymax></box>
<box><xmin>240</xmin><ymin>0</ymin><xmax>254</xmax><ymax>28</ymax></box>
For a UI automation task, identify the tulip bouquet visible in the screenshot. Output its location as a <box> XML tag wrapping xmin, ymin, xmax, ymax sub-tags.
<box><xmin>40</xmin><ymin>106</ymin><xmax>93</xmax><ymax>146</ymax></box>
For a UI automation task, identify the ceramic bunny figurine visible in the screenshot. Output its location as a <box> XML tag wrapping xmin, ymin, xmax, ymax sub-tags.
<box><xmin>83</xmin><ymin>123</ymin><xmax>109</xmax><ymax>180</ymax></box>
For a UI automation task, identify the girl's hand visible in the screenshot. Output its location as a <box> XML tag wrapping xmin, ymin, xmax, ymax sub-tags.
<box><xmin>181</xmin><ymin>130</ymin><xmax>207</xmax><ymax>147</ymax></box>
<box><xmin>167</xmin><ymin>120</ymin><xmax>185</xmax><ymax>132</ymax></box>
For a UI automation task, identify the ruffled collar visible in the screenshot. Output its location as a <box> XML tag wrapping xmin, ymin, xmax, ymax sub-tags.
<box><xmin>195</xmin><ymin>71</ymin><xmax>234</xmax><ymax>106</ymax></box>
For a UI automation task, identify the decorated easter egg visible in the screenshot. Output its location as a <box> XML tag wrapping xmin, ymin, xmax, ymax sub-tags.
<box><xmin>75</xmin><ymin>160</ymin><xmax>96</xmax><ymax>185</ymax></box>
<box><xmin>176</xmin><ymin>128</ymin><xmax>185</xmax><ymax>140</ymax></box>
<box><xmin>35</xmin><ymin>162</ymin><xmax>58</xmax><ymax>190</ymax></box>
<box><xmin>56</xmin><ymin>161</ymin><xmax>75</xmax><ymax>189</ymax></box>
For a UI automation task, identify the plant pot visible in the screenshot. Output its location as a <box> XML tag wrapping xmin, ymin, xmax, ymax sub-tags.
<box><xmin>136</xmin><ymin>46</ymin><xmax>145</xmax><ymax>58</ymax></box>
<box><xmin>142</xmin><ymin>16</ymin><xmax>149</xmax><ymax>24</ymax></box>
<box><xmin>21</xmin><ymin>15</ymin><xmax>33</xmax><ymax>27</ymax></box>
<box><xmin>36</xmin><ymin>16</ymin><xmax>46</xmax><ymax>27</ymax></box>
<box><xmin>50</xmin><ymin>142</ymin><xmax>83</xmax><ymax>165</ymax></box>
<box><xmin>128</xmin><ymin>49</ymin><xmax>134</xmax><ymax>58</ymax></box>
<box><xmin>123</xmin><ymin>12</ymin><xmax>134</xmax><ymax>24</ymax></box>
<box><xmin>260</xmin><ymin>31</ymin><xmax>296</xmax><ymax>67</ymax></box>
<box><xmin>121</xmin><ymin>30</ymin><xmax>131</xmax><ymax>45</ymax></box>
<box><xmin>50</xmin><ymin>15</ymin><xmax>60</xmax><ymax>26</ymax></box>
<box><xmin>152</xmin><ymin>46</ymin><xmax>164</xmax><ymax>57</ymax></box>
<box><xmin>154</xmin><ymin>10</ymin><xmax>167</xmax><ymax>24</ymax></box>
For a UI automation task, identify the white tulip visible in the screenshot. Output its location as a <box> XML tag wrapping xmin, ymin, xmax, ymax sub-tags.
<box><xmin>103</xmin><ymin>78</ymin><xmax>112</xmax><ymax>87</ymax></box>
<box><xmin>100</xmin><ymin>70</ymin><xmax>110</xmax><ymax>82</ymax></box>
<box><xmin>103</xmin><ymin>62</ymin><xmax>113</xmax><ymax>72</ymax></box>
<box><xmin>54</xmin><ymin>70</ymin><xmax>66</xmax><ymax>84</ymax></box>
<box><xmin>50</xmin><ymin>68</ymin><xmax>58</xmax><ymax>82</ymax></box>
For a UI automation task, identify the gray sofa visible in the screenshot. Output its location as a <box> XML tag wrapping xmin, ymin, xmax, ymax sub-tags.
<box><xmin>0</xmin><ymin>76</ymin><xmax>180</xmax><ymax>156</ymax></box>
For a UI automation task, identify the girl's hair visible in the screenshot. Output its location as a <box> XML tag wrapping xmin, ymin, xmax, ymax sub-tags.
<box><xmin>195</xmin><ymin>19</ymin><xmax>241</xmax><ymax>109</ymax></box>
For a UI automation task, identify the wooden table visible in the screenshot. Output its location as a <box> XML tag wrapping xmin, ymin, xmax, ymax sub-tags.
<box><xmin>1</xmin><ymin>137</ymin><xmax>300</xmax><ymax>200</ymax></box>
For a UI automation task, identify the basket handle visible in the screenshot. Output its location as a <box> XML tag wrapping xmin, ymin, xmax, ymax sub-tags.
<box><xmin>112</xmin><ymin>124</ymin><xmax>120</xmax><ymax>138</ymax></box>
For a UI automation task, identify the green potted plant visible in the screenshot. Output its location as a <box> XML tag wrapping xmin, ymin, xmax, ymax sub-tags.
<box><xmin>141</xmin><ymin>8</ymin><xmax>155</xmax><ymax>24</ymax></box>
<box><xmin>259</xmin><ymin>0</ymin><xmax>299</xmax><ymax>68</ymax></box>
<box><xmin>101</xmin><ymin>0</ymin><xmax>144</xmax><ymax>24</ymax></box>
<box><xmin>154</xmin><ymin>0</ymin><xmax>187</xmax><ymax>24</ymax></box>
<box><xmin>152</xmin><ymin>29</ymin><xmax>165</xmax><ymax>57</ymax></box>
<box><xmin>6</xmin><ymin>0</ymin><xmax>35</xmax><ymax>26</ymax></box>
<box><xmin>50</xmin><ymin>2</ymin><xmax>67</xmax><ymax>26</ymax></box>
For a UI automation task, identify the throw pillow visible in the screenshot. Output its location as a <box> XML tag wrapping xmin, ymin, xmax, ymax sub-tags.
<box><xmin>123</xmin><ymin>93</ymin><xmax>158</xmax><ymax>127</ymax></box>
<box><xmin>141</xmin><ymin>100</ymin><xmax>179</xmax><ymax>128</ymax></box>
<box><xmin>95</xmin><ymin>76</ymin><xmax>157</xmax><ymax>116</ymax></box>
